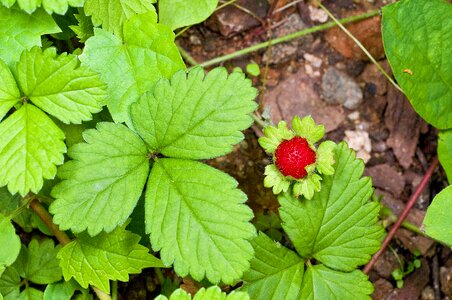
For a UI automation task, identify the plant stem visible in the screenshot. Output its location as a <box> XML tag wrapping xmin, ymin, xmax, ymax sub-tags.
<box><xmin>177</xmin><ymin>44</ymin><xmax>199</xmax><ymax>66</ymax></box>
<box><xmin>364</xmin><ymin>156</ymin><xmax>439</xmax><ymax>274</ymax></box>
<box><xmin>317</xmin><ymin>2</ymin><xmax>404</xmax><ymax>94</ymax></box>
<box><xmin>29</xmin><ymin>198</ymin><xmax>71</xmax><ymax>246</ymax></box>
<box><xmin>197</xmin><ymin>9</ymin><xmax>379</xmax><ymax>68</ymax></box>
<box><xmin>251</xmin><ymin>112</ymin><xmax>267</xmax><ymax>128</ymax></box>
<box><xmin>111</xmin><ymin>281</ymin><xmax>118</xmax><ymax>300</ymax></box>
<box><xmin>29</xmin><ymin>198</ymin><xmax>112</xmax><ymax>300</ymax></box>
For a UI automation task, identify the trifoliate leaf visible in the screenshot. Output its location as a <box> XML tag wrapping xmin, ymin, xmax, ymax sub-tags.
<box><xmin>14</xmin><ymin>239</ymin><xmax>62</xmax><ymax>285</ymax></box>
<box><xmin>69</xmin><ymin>10</ymin><xmax>94</xmax><ymax>43</ymax></box>
<box><xmin>299</xmin><ymin>265</ymin><xmax>373</xmax><ymax>300</ymax></box>
<box><xmin>0</xmin><ymin>266</ymin><xmax>21</xmax><ymax>299</ymax></box>
<box><xmin>80</xmin><ymin>13</ymin><xmax>185</xmax><ymax>124</ymax></box>
<box><xmin>1</xmin><ymin>0</ymin><xmax>84</xmax><ymax>14</ymax></box>
<box><xmin>316</xmin><ymin>140</ymin><xmax>336</xmax><ymax>175</ymax></box>
<box><xmin>18</xmin><ymin>287</ymin><xmax>43</xmax><ymax>300</ymax></box>
<box><xmin>58</xmin><ymin>224</ymin><xmax>164</xmax><ymax>293</ymax></box>
<box><xmin>156</xmin><ymin>286</ymin><xmax>249</xmax><ymax>300</ymax></box>
<box><xmin>131</xmin><ymin>67</ymin><xmax>257</xmax><ymax>159</ymax></box>
<box><xmin>0</xmin><ymin>214</ymin><xmax>21</xmax><ymax>274</ymax></box>
<box><xmin>438</xmin><ymin>130</ymin><xmax>452</xmax><ymax>184</ymax></box>
<box><xmin>146</xmin><ymin>158</ymin><xmax>255</xmax><ymax>284</ymax></box>
<box><xmin>0</xmin><ymin>60</ymin><xmax>20</xmax><ymax>122</ymax></box>
<box><xmin>241</xmin><ymin>233</ymin><xmax>304</xmax><ymax>300</ymax></box>
<box><xmin>17</xmin><ymin>47</ymin><xmax>105</xmax><ymax>124</ymax></box>
<box><xmin>292</xmin><ymin>116</ymin><xmax>324</xmax><ymax>145</ymax></box>
<box><xmin>382</xmin><ymin>0</ymin><xmax>452</xmax><ymax>129</ymax></box>
<box><xmin>263</xmin><ymin>165</ymin><xmax>290</xmax><ymax>195</ymax></box>
<box><xmin>50</xmin><ymin>122</ymin><xmax>149</xmax><ymax>236</ymax></box>
<box><xmin>84</xmin><ymin>0</ymin><xmax>156</xmax><ymax>38</ymax></box>
<box><xmin>0</xmin><ymin>104</ymin><xmax>66</xmax><ymax>196</ymax></box>
<box><xmin>423</xmin><ymin>185</ymin><xmax>452</xmax><ymax>246</ymax></box>
<box><xmin>279</xmin><ymin>142</ymin><xmax>384</xmax><ymax>271</ymax></box>
<box><xmin>159</xmin><ymin>0</ymin><xmax>218</xmax><ymax>30</ymax></box>
<box><xmin>0</xmin><ymin>6</ymin><xmax>60</xmax><ymax>68</ymax></box>
<box><xmin>259</xmin><ymin>121</ymin><xmax>294</xmax><ymax>154</ymax></box>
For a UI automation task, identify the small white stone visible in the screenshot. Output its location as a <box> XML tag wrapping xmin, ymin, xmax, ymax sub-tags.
<box><xmin>308</xmin><ymin>6</ymin><xmax>329</xmax><ymax>23</ymax></box>
<box><xmin>344</xmin><ymin>130</ymin><xmax>372</xmax><ymax>163</ymax></box>
<box><xmin>347</xmin><ymin>111</ymin><xmax>360</xmax><ymax>121</ymax></box>
<box><xmin>303</xmin><ymin>53</ymin><xmax>323</xmax><ymax>68</ymax></box>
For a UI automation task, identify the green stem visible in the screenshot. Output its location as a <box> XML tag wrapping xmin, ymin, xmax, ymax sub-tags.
<box><xmin>155</xmin><ymin>268</ymin><xmax>165</xmax><ymax>285</ymax></box>
<box><xmin>8</xmin><ymin>196</ymin><xmax>34</xmax><ymax>220</ymax></box>
<box><xmin>251</xmin><ymin>113</ymin><xmax>267</xmax><ymax>128</ymax></box>
<box><xmin>197</xmin><ymin>9</ymin><xmax>379</xmax><ymax>68</ymax></box>
<box><xmin>111</xmin><ymin>281</ymin><xmax>118</xmax><ymax>300</ymax></box>
<box><xmin>177</xmin><ymin>44</ymin><xmax>199</xmax><ymax>66</ymax></box>
<box><xmin>317</xmin><ymin>2</ymin><xmax>404</xmax><ymax>93</ymax></box>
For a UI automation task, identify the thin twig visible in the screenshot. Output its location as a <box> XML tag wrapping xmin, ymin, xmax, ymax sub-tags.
<box><xmin>364</xmin><ymin>156</ymin><xmax>439</xmax><ymax>274</ymax></box>
<box><xmin>274</xmin><ymin>0</ymin><xmax>304</xmax><ymax>14</ymax></box>
<box><xmin>177</xmin><ymin>44</ymin><xmax>199</xmax><ymax>66</ymax></box>
<box><xmin>317</xmin><ymin>2</ymin><xmax>404</xmax><ymax>94</ymax></box>
<box><xmin>197</xmin><ymin>9</ymin><xmax>380</xmax><ymax>68</ymax></box>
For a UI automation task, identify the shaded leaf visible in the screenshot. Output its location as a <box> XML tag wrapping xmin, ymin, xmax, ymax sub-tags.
<box><xmin>58</xmin><ymin>225</ymin><xmax>163</xmax><ymax>293</ymax></box>
<box><xmin>0</xmin><ymin>214</ymin><xmax>20</xmax><ymax>276</ymax></box>
<box><xmin>131</xmin><ymin>67</ymin><xmax>257</xmax><ymax>159</ymax></box>
<box><xmin>146</xmin><ymin>158</ymin><xmax>255</xmax><ymax>284</ymax></box>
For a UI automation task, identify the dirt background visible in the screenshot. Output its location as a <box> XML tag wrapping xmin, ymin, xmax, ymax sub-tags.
<box><xmin>120</xmin><ymin>0</ymin><xmax>451</xmax><ymax>299</ymax></box>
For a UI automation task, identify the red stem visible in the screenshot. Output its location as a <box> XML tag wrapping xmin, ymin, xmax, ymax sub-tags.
<box><xmin>364</xmin><ymin>156</ymin><xmax>439</xmax><ymax>274</ymax></box>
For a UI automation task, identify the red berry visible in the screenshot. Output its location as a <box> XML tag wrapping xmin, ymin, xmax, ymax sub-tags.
<box><xmin>275</xmin><ymin>137</ymin><xmax>316</xmax><ymax>179</ymax></box>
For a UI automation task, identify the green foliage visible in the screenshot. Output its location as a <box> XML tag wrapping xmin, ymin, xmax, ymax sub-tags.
<box><xmin>0</xmin><ymin>214</ymin><xmax>20</xmax><ymax>275</ymax></box>
<box><xmin>423</xmin><ymin>185</ymin><xmax>452</xmax><ymax>246</ymax></box>
<box><xmin>279</xmin><ymin>142</ymin><xmax>383</xmax><ymax>271</ymax></box>
<box><xmin>438</xmin><ymin>130</ymin><xmax>452</xmax><ymax>183</ymax></box>
<box><xmin>382</xmin><ymin>0</ymin><xmax>452</xmax><ymax>129</ymax></box>
<box><xmin>254</xmin><ymin>212</ymin><xmax>282</xmax><ymax>242</ymax></box>
<box><xmin>0</xmin><ymin>0</ymin><xmax>84</xmax><ymax>14</ymax></box>
<box><xmin>245</xmin><ymin>63</ymin><xmax>260</xmax><ymax>77</ymax></box>
<box><xmin>156</xmin><ymin>286</ymin><xmax>249</xmax><ymax>300</ymax></box>
<box><xmin>58</xmin><ymin>224</ymin><xmax>163</xmax><ymax>293</ymax></box>
<box><xmin>146</xmin><ymin>158</ymin><xmax>255</xmax><ymax>284</ymax></box>
<box><xmin>241</xmin><ymin>233</ymin><xmax>304</xmax><ymax>299</ymax></box>
<box><xmin>242</xmin><ymin>143</ymin><xmax>382</xmax><ymax>299</ymax></box>
<box><xmin>43</xmin><ymin>280</ymin><xmax>79</xmax><ymax>300</ymax></box>
<box><xmin>130</xmin><ymin>67</ymin><xmax>257</xmax><ymax>159</ymax></box>
<box><xmin>80</xmin><ymin>12</ymin><xmax>185</xmax><ymax>124</ymax></box>
<box><xmin>70</xmin><ymin>9</ymin><xmax>94</xmax><ymax>42</ymax></box>
<box><xmin>0</xmin><ymin>104</ymin><xmax>66</xmax><ymax>196</ymax></box>
<box><xmin>0</xmin><ymin>59</ymin><xmax>20</xmax><ymax>121</ymax></box>
<box><xmin>84</xmin><ymin>0</ymin><xmax>156</xmax><ymax>38</ymax></box>
<box><xmin>0</xmin><ymin>7</ymin><xmax>60</xmax><ymax>68</ymax></box>
<box><xmin>159</xmin><ymin>0</ymin><xmax>218</xmax><ymax>30</ymax></box>
<box><xmin>50</xmin><ymin>122</ymin><xmax>150</xmax><ymax>235</ymax></box>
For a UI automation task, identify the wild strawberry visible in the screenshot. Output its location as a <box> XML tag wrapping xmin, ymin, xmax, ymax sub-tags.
<box><xmin>275</xmin><ymin>137</ymin><xmax>316</xmax><ymax>179</ymax></box>
<box><xmin>258</xmin><ymin>115</ymin><xmax>336</xmax><ymax>199</ymax></box>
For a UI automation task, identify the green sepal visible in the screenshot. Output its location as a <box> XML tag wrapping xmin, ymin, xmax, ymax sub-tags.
<box><xmin>293</xmin><ymin>173</ymin><xmax>322</xmax><ymax>200</ymax></box>
<box><xmin>292</xmin><ymin>116</ymin><xmax>325</xmax><ymax>145</ymax></box>
<box><xmin>258</xmin><ymin>121</ymin><xmax>294</xmax><ymax>154</ymax></box>
<box><xmin>263</xmin><ymin>165</ymin><xmax>290</xmax><ymax>195</ymax></box>
<box><xmin>316</xmin><ymin>140</ymin><xmax>336</xmax><ymax>175</ymax></box>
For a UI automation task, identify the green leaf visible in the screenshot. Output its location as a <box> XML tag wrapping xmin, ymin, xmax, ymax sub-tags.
<box><xmin>0</xmin><ymin>214</ymin><xmax>21</xmax><ymax>273</ymax></box>
<box><xmin>423</xmin><ymin>185</ymin><xmax>452</xmax><ymax>246</ymax></box>
<box><xmin>0</xmin><ymin>104</ymin><xmax>66</xmax><ymax>196</ymax></box>
<box><xmin>17</xmin><ymin>47</ymin><xmax>105</xmax><ymax>124</ymax></box>
<box><xmin>70</xmin><ymin>10</ymin><xmax>94</xmax><ymax>43</ymax></box>
<box><xmin>146</xmin><ymin>158</ymin><xmax>255</xmax><ymax>284</ymax></box>
<box><xmin>0</xmin><ymin>60</ymin><xmax>20</xmax><ymax>122</ymax></box>
<box><xmin>0</xmin><ymin>7</ymin><xmax>60</xmax><ymax>68</ymax></box>
<box><xmin>0</xmin><ymin>266</ymin><xmax>21</xmax><ymax>300</ymax></box>
<box><xmin>316</xmin><ymin>140</ymin><xmax>336</xmax><ymax>175</ymax></box>
<box><xmin>241</xmin><ymin>233</ymin><xmax>304</xmax><ymax>300</ymax></box>
<box><xmin>1</xmin><ymin>0</ymin><xmax>84</xmax><ymax>14</ymax></box>
<box><xmin>18</xmin><ymin>287</ymin><xmax>43</xmax><ymax>300</ymax></box>
<box><xmin>299</xmin><ymin>265</ymin><xmax>373</xmax><ymax>300</ymax></box>
<box><xmin>14</xmin><ymin>239</ymin><xmax>62</xmax><ymax>285</ymax></box>
<box><xmin>438</xmin><ymin>130</ymin><xmax>452</xmax><ymax>183</ymax></box>
<box><xmin>84</xmin><ymin>0</ymin><xmax>156</xmax><ymax>38</ymax></box>
<box><xmin>0</xmin><ymin>188</ymin><xmax>34</xmax><ymax>232</ymax></box>
<box><xmin>131</xmin><ymin>67</ymin><xmax>257</xmax><ymax>159</ymax></box>
<box><xmin>279</xmin><ymin>142</ymin><xmax>384</xmax><ymax>271</ymax></box>
<box><xmin>50</xmin><ymin>122</ymin><xmax>149</xmax><ymax>236</ymax></box>
<box><xmin>156</xmin><ymin>286</ymin><xmax>249</xmax><ymax>300</ymax></box>
<box><xmin>80</xmin><ymin>13</ymin><xmax>185</xmax><ymax>124</ymax></box>
<box><xmin>382</xmin><ymin>0</ymin><xmax>452</xmax><ymax>129</ymax></box>
<box><xmin>258</xmin><ymin>121</ymin><xmax>294</xmax><ymax>154</ymax></box>
<box><xmin>44</xmin><ymin>280</ymin><xmax>79</xmax><ymax>300</ymax></box>
<box><xmin>159</xmin><ymin>0</ymin><xmax>218</xmax><ymax>30</ymax></box>
<box><xmin>292</xmin><ymin>116</ymin><xmax>324</xmax><ymax>145</ymax></box>
<box><xmin>58</xmin><ymin>224</ymin><xmax>164</xmax><ymax>293</ymax></box>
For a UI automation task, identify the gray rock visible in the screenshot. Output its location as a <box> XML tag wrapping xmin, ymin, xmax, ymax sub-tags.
<box><xmin>321</xmin><ymin>66</ymin><xmax>363</xmax><ymax>109</ymax></box>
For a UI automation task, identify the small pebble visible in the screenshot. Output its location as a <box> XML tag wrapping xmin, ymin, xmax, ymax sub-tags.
<box><xmin>308</xmin><ymin>5</ymin><xmax>328</xmax><ymax>23</ymax></box>
<box><xmin>321</xmin><ymin>67</ymin><xmax>363</xmax><ymax>110</ymax></box>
